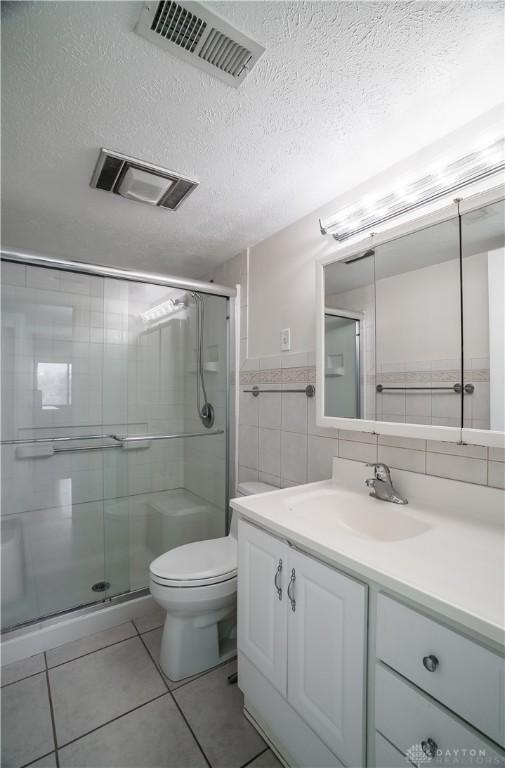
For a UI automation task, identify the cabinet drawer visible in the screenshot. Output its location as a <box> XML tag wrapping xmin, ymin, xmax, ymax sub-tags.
<box><xmin>375</xmin><ymin>732</ymin><xmax>411</xmax><ymax>768</ymax></box>
<box><xmin>375</xmin><ymin>664</ymin><xmax>505</xmax><ymax>767</ymax></box>
<box><xmin>376</xmin><ymin>594</ymin><xmax>505</xmax><ymax>746</ymax></box>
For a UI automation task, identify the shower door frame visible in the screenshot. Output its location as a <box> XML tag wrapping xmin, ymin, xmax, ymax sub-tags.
<box><xmin>1</xmin><ymin>249</ymin><xmax>236</xmax><ymax>634</ymax></box>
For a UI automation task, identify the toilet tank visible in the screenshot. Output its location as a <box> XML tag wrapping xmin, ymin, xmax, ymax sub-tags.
<box><xmin>229</xmin><ymin>480</ymin><xmax>278</xmax><ymax>538</ymax></box>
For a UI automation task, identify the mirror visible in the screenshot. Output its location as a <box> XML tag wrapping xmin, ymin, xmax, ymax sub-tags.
<box><xmin>461</xmin><ymin>199</ymin><xmax>505</xmax><ymax>433</ymax></box>
<box><xmin>321</xmin><ymin>192</ymin><xmax>505</xmax><ymax>443</ymax></box>
<box><xmin>323</xmin><ymin>216</ymin><xmax>462</xmax><ymax>426</ymax></box>
<box><xmin>374</xmin><ymin>216</ymin><xmax>462</xmax><ymax>427</ymax></box>
<box><xmin>323</xmin><ymin>251</ymin><xmax>375</xmax><ymax>419</ymax></box>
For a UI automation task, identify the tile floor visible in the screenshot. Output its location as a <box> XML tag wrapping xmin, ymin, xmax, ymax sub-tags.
<box><xmin>1</xmin><ymin>605</ymin><xmax>282</xmax><ymax>768</ymax></box>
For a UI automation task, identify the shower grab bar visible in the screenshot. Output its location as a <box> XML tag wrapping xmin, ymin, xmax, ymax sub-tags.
<box><xmin>376</xmin><ymin>383</ymin><xmax>475</xmax><ymax>394</ymax></box>
<box><xmin>244</xmin><ymin>385</ymin><xmax>315</xmax><ymax>398</ymax></box>
<box><xmin>117</xmin><ymin>430</ymin><xmax>224</xmax><ymax>443</ymax></box>
<box><xmin>1</xmin><ymin>434</ymin><xmax>122</xmax><ymax>446</ymax></box>
<box><xmin>2</xmin><ymin>429</ymin><xmax>224</xmax><ymax>448</ymax></box>
<box><xmin>53</xmin><ymin>444</ymin><xmax>123</xmax><ymax>454</ymax></box>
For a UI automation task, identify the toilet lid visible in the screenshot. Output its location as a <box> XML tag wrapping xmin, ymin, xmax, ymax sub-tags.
<box><xmin>149</xmin><ymin>536</ymin><xmax>237</xmax><ymax>585</ymax></box>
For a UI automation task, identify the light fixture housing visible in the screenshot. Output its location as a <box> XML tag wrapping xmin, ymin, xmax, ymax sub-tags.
<box><xmin>90</xmin><ymin>148</ymin><xmax>199</xmax><ymax>210</ymax></box>
<box><xmin>320</xmin><ymin>137</ymin><xmax>505</xmax><ymax>242</ymax></box>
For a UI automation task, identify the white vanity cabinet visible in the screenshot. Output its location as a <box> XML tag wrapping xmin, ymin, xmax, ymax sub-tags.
<box><xmin>238</xmin><ymin>519</ymin><xmax>367</xmax><ymax>768</ymax></box>
<box><xmin>237</xmin><ymin>519</ymin><xmax>289</xmax><ymax>696</ymax></box>
<box><xmin>374</xmin><ymin>595</ymin><xmax>505</xmax><ymax>767</ymax></box>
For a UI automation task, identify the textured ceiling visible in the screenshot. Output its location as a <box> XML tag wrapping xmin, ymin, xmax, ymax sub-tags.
<box><xmin>1</xmin><ymin>1</ymin><xmax>504</xmax><ymax>278</ymax></box>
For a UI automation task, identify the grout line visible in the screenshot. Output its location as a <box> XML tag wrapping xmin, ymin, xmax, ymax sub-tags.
<box><xmin>136</xmin><ymin>631</ymin><xmax>213</xmax><ymax>768</ymax></box>
<box><xmin>1</xmin><ymin>668</ymin><xmax>47</xmax><ymax>689</ymax></box>
<box><xmin>168</xmin><ymin>690</ymin><xmax>213</xmax><ymax>768</ymax></box>
<box><xmin>19</xmin><ymin>751</ymin><xmax>56</xmax><ymax>768</ymax></box>
<box><xmin>43</xmin><ymin>653</ymin><xmax>60</xmax><ymax>768</ymax></box>
<box><xmin>56</xmin><ymin>692</ymin><xmax>170</xmax><ymax>751</ymax></box>
<box><xmin>45</xmin><ymin>631</ymin><xmax>138</xmax><ymax>671</ymax></box>
<box><xmin>239</xmin><ymin>746</ymin><xmax>270</xmax><ymax>768</ymax></box>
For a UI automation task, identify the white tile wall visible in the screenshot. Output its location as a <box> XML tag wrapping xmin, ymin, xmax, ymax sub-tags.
<box><xmin>259</xmin><ymin>428</ymin><xmax>281</xmax><ymax>476</ymax></box>
<box><xmin>209</xmin><ymin>251</ymin><xmax>505</xmax><ymax>495</ymax></box>
<box><xmin>425</xmin><ymin>451</ymin><xmax>488</xmax><ymax>485</ymax></box>
<box><xmin>281</xmin><ymin>431</ymin><xmax>308</xmax><ymax>484</ymax></box>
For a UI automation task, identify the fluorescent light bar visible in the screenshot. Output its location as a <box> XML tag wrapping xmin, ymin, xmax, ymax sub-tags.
<box><xmin>320</xmin><ymin>137</ymin><xmax>505</xmax><ymax>242</ymax></box>
<box><xmin>141</xmin><ymin>297</ymin><xmax>187</xmax><ymax>323</ymax></box>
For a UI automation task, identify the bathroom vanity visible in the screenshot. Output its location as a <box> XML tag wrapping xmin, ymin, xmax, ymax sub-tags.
<box><xmin>231</xmin><ymin>459</ymin><xmax>505</xmax><ymax>768</ymax></box>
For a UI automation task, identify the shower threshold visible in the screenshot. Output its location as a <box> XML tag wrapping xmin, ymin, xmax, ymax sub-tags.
<box><xmin>1</xmin><ymin>587</ymin><xmax>154</xmax><ymax>667</ymax></box>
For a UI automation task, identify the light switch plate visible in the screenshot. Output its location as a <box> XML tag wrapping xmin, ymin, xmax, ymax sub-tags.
<box><xmin>280</xmin><ymin>328</ymin><xmax>291</xmax><ymax>352</ymax></box>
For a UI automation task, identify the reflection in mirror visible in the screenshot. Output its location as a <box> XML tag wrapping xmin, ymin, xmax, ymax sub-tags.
<box><xmin>323</xmin><ymin>251</ymin><xmax>375</xmax><ymax>419</ymax></box>
<box><xmin>374</xmin><ymin>216</ymin><xmax>462</xmax><ymax>427</ymax></box>
<box><xmin>461</xmin><ymin>198</ymin><xmax>505</xmax><ymax>432</ymax></box>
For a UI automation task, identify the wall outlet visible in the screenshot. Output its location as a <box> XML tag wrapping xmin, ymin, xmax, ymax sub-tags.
<box><xmin>280</xmin><ymin>328</ymin><xmax>291</xmax><ymax>352</ymax></box>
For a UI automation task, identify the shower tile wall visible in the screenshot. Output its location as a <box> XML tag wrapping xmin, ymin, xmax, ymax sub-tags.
<box><xmin>182</xmin><ymin>293</ymin><xmax>228</xmax><ymax>514</ymax></box>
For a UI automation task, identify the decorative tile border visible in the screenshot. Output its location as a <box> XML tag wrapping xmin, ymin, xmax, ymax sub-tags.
<box><xmin>240</xmin><ymin>366</ymin><xmax>489</xmax><ymax>386</ymax></box>
<box><xmin>240</xmin><ymin>366</ymin><xmax>316</xmax><ymax>386</ymax></box>
<box><xmin>379</xmin><ymin>368</ymin><xmax>489</xmax><ymax>384</ymax></box>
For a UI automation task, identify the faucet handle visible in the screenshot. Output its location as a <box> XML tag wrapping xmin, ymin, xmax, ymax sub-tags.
<box><xmin>366</xmin><ymin>462</ymin><xmax>392</xmax><ymax>483</ymax></box>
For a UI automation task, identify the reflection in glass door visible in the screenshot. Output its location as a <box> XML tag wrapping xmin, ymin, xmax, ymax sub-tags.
<box><xmin>324</xmin><ymin>312</ymin><xmax>360</xmax><ymax>419</ymax></box>
<box><xmin>1</xmin><ymin>262</ymin><xmax>229</xmax><ymax>631</ymax></box>
<box><xmin>461</xmin><ymin>198</ymin><xmax>505</xmax><ymax>432</ymax></box>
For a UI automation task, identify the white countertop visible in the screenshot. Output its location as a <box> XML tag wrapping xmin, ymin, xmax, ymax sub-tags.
<box><xmin>231</xmin><ymin>459</ymin><xmax>505</xmax><ymax>647</ymax></box>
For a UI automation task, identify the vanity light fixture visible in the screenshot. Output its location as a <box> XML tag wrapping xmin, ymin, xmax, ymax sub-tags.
<box><xmin>319</xmin><ymin>136</ymin><xmax>505</xmax><ymax>242</ymax></box>
<box><xmin>90</xmin><ymin>148</ymin><xmax>199</xmax><ymax>210</ymax></box>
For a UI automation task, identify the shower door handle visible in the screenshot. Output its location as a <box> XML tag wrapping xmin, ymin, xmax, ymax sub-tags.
<box><xmin>274</xmin><ymin>559</ymin><xmax>283</xmax><ymax>600</ymax></box>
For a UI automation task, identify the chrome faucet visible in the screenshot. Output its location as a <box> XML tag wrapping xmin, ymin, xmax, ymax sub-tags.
<box><xmin>365</xmin><ymin>463</ymin><xmax>408</xmax><ymax>505</ymax></box>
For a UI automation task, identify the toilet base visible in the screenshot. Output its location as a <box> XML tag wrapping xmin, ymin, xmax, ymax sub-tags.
<box><xmin>159</xmin><ymin>608</ymin><xmax>237</xmax><ymax>681</ymax></box>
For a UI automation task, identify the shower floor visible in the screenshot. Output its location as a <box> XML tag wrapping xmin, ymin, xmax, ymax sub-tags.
<box><xmin>2</xmin><ymin>489</ymin><xmax>224</xmax><ymax>632</ymax></box>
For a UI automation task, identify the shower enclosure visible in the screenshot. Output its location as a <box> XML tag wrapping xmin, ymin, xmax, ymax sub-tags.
<box><xmin>1</xmin><ymin>253</ymin><xmax>232</xmax><ymax>632</ymax></box>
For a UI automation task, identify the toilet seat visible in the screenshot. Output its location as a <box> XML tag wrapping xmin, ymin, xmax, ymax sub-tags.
<box><xmin>149</xmin><ymin>536</ymin><xmax>237</xmax><ymax>588</ymax></box>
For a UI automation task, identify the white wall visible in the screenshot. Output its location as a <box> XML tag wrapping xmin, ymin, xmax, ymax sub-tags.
<box><xmin>248</xmin><ymin>108</ymin><xmax>503</xmax><ymax>360</ymax></box>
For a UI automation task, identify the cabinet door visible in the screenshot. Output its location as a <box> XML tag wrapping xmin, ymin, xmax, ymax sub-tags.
<box><xmin>287</xmin><ymin>549</ymin><xmax>366</xmax><ymax>767</ymax></box>
<box><xmin>237</xmin><ymin>519</ymin><xmax>288</xmax><ymax>696</ymax></box>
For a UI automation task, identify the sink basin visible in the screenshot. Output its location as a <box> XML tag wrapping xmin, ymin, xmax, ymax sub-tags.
<box><xmin>283</xmin><ymin>488</ymin><xmax>431</xmax><ymax>542</ymax></box>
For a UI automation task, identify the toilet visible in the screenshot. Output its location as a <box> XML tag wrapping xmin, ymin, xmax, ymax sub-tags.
<box><xmin>149</xmin><ymin>480</ymin><xmax>277</xmax><ymax>681</ymax></box>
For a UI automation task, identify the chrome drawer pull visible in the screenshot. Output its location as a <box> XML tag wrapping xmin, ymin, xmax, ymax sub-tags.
<box><xmin>422</xmin><ymin>654</ymin><xmax>439</xmax><ymax>672</ymax></box>
<box><xmin>287</xmin><ymin>568</ymin><xmax>296</xmax><ymax>612</ymax></box>
<box><xmin>274</xmin><ymin>559</ymin><xmax>283</xmax><ymax>600</ymax></box>
<box><xmin>421</xmin><ymin>738</ymin><xmax>438</xmax><ymax>759</ymax></box>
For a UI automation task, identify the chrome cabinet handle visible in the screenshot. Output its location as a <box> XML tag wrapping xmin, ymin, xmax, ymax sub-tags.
<box><xmin>421</xmin><ymin>738</ymin><xmax>438</xmax><ymax>759</ymax></box>
<box><xmin>274</xmin><ymin>559</ymin><xmax>283</xmax><ymax>600</ymax></box>
<box><xmin>422</xmin><ymin>654</ymin><xmax>439</xmax><ymax>672</ymax></box>
<box><xmin>287</xmin><ymin>568</ymin><xmax>296</xmax><ymax>612</ymax></box>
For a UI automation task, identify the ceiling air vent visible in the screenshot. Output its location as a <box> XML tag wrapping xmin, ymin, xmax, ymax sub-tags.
<box><xmin>135</xmin><ymin>1</ymin><xmax>265</xmax><ymax>88</ymax></box>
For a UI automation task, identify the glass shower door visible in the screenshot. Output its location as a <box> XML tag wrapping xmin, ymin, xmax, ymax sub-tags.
<box><xmin>1</xmin><ymin>264</ymin><xmax>116</xmax><ymax>628</ymax></box>
<box><xmin>106</xmin><ymin>281</ymin><xmax>229</xmax><ymax>594</ymax></box>
<box><xmin>1</xmin><ymin>263</ymin><xmax>229</xmax><ymax>631</ymax></box>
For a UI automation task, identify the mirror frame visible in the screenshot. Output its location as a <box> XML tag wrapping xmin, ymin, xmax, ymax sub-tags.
<box><xmin>316</xmin><ymin>183</ymin><xmax>505</xmax><ymax>448</ymax></box>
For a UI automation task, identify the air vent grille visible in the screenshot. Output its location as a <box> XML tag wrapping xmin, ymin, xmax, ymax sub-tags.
<box><xmin>151</xmin><ymin>1</ymin><xmax>207</xmax><ymax>53</ymax></box>
<box><xmin>135</xmin><ymin>1</ymin><xmax>265</xmax><ymax>88</ymax></box>
<box><xmin>198</xmin><ymin>28</ymin><xmax>252</xmax><ymax>77</ymax></box>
